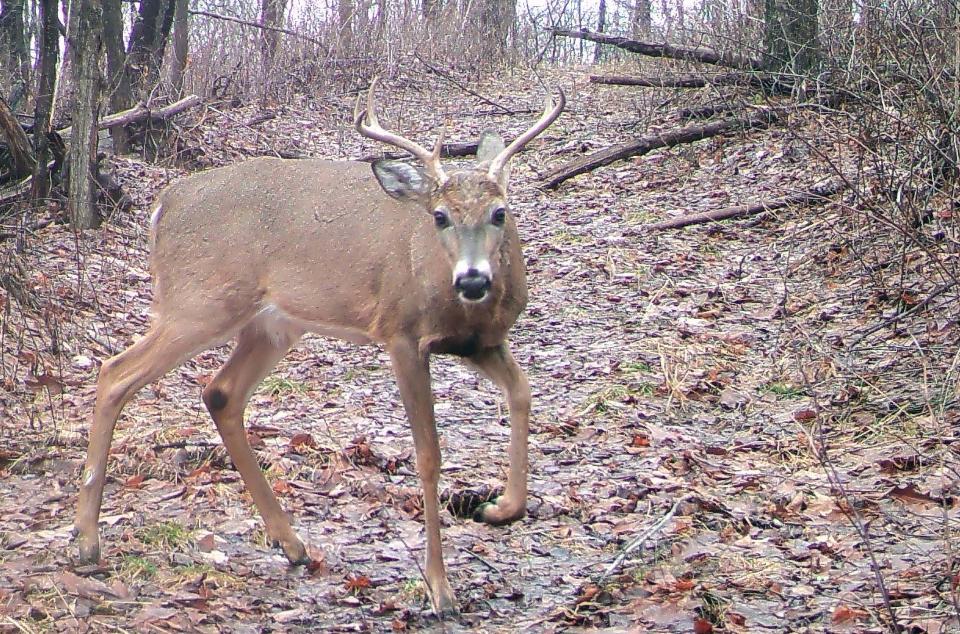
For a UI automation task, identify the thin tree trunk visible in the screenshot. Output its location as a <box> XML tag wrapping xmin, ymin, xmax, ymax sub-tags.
<box><xmin>632</xmin><ymin>0</ymin><xmax>651</xmax><ymax>37</ymax></box>
<box><xmin>764</xmin><ymin>0</ymin><xmax>819</xmax><ymax>74</ymax></box>
<box><xmin>337</xmin><ymin>0</ymin><xmax>353</xmax><ymax>50</ymax></box>
<box><xmin>31</xmin><ymin>0</ymin><xmax>58</xmax><ymax>202</ymax></box>
<box><xmin>68</xmin><ymin>0</ymin><xmax>103</xmax><ymax>229</ymax></box>
<box><xmin>169</xmin><ymin>0</ymin><xmax>188</xmax><ymax>95</ymax></box>
<box><xmin>0</xmin><ymin>0</ymin><xmax>30</xmax><ymax>106</ymax></box>
<box><xmin>423</xmin><ymin>0</ymin><xmax>440</xmax><ymax>22</ymax></box>
<box><xmin>259</xmin><ymin>0</ymin><xmax>286</xmax><ymax>65</ymax></box>
<box><xmin>102</xmin><ymin>0</ymin><xmax>130</xmax><ymax>152</ymax></box>
<box><xmin>594</xmin><ymin>0</ymin><xmax>606</xmax><ymax>63</ymax></box>
<box><xmin>127</xmin><ymin>0</ymin><xmax>173</xmax><ymax>98</ymax></box>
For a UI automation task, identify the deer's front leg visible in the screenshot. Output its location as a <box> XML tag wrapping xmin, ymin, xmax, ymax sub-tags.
<box><xmin>388</xmin><ymin>340</ymin><xmax>457</xmax><ymax>617</ymax></box>
<box><xmin>468</xmin><ymin>343</ymin><xmax>530</xmax><ymax>525</ymax></box>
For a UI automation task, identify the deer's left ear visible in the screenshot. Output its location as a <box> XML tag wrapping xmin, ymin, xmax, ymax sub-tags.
<box><xmin>371</xmin><ymin>160</ymin><xmax>433</xmax><ymax>202</ymax></box>
<box><xmin>477</xmin><ymin>131</ymin><xmax>510</xmax><ymax>190</ymax></box>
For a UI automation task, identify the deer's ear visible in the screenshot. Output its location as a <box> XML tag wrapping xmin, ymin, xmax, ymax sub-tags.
<box><xmin>476</xmin><ymin>131</ymin><xmax>505</xmax><ymax>163</ymax></box>
<box><xmin>371</xmin><ymin>160</ymin><xmax>433</xmax><ymax>202</ymax></box>
<box><xmin>477</xmin><ymin>131</ymin><xmax>510</xmax><ymax>190</ymax></box>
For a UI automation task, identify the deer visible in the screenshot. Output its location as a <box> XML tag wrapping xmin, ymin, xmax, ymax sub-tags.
<box><xmin>74</xmin><ymin>80</ymin><xmax>565</xmax><ymax>616</ymax></box>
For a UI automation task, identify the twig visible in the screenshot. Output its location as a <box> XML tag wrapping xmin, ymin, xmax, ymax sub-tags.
<box><xmin>189</xmin><ymin>10</ymin><xmax>327</xmax><ymax>52</ymax></box>
<box><xmin>415</xmin><ymin>54</ymin><xmax>517</xmax><ymax>115</ymax></box>
<box><xmin>599</xmin><ymin>493</ymin><xmax>694</xmax><ymax>583</ymax></box>
<box><xmin>847</xmin><ymin>280</ymin><xmax>958</xmax><ymax>350</ymax></box>
<box><xmin>463</xmin><ymin>547</ymin><xmax>503</xmax><ymax>576</ymax></box>
<box><xmin>798</xmin><ymin>368</ymin><xmax>903</xmax><ymax>632</ymax></box>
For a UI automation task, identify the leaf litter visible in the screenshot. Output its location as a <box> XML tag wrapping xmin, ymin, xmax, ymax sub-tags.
<box><xmin>1</xmin><ymin>67</ymin><xmax>958</xmax><ymax>632</ymax></box>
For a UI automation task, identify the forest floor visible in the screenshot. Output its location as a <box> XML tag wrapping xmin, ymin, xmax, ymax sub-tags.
<box><xmin>1</xmin><ymin>65</ymin><xmax>958</xmax><ymax>633</ymax></box>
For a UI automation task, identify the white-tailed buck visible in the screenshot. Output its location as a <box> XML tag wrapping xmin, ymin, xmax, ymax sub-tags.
<box><xmin>75</xmin><ymin>81</ymin><xmax>565</xmax><ymax>615</ymax></box>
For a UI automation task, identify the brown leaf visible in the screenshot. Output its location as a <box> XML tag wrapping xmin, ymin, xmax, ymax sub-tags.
<box><xmin>674</xmin><ymin>578</ymin><xmax>695</xmax><ymax>592</ymax></box>
<box><xmin>793</xmin><ymin>408</ymin><xmax>817</xmax><ymax>422</ymax></box>
<box><xmin>877</xmin><ymin>453</ymin><xmax>924</xmax><ymax>473</ymax></box>
<box><xmin>886</xmin><ymin>483</ymin><xmax>946</xmax><ymax>506</ymax></box>
<box><xmin>345</xmin><ymin>574</ymin><xmax>371</xmax><ymax>593</ymax></box>
<box><xmin>196</xmin><ymin>533</ymin><xmax>216</xmax><ymax>553</ymax></box>
<box><xmin>831</xmin><ymin>604</ymin><xmax>867</xmax><ymax>623</ymax></box>
<box><xmin>290</xmin><ymin>432</ymin><xmax>317</xmax><ymax>449</ymax></box>
<box><xmin>272</xmin><ymin>479</ymin><xmax>293</xmax><ymax>495</ymax></box>
<box><xmin>25</xmin><ymin>372</ymin><xmax>64</xmax><ymax>395</ymax></box>
<box><xmin>693</xmin><ymin>617</ymin><xmax>714</xmax><ymax>633</ymax></box>
<box><xmin>576</xmin><ymin>584</ymin><xmax>600</xmax><ymax>604</ymax></box>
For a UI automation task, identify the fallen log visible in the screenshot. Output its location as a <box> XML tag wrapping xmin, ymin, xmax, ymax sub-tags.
<box><xmin>0</xmin><ymin>96</ymin><xmax>201</xmax><ymax>210</ymax></box>
<box><xmin>58</xmin><ymin>94</ymin><xmax>202</xmax><ymax>142</ymax></box>
<box><xmin>361</xmin><ymin>137</ymin><xmax>530</xmax><ymax>162</ymax></box>
<box><xmin>636</xmin><ymin>180</ymin><xmax>848</xmax><ymax>231</ymax></box>
<box><xmin>551</xmin><ymin>29</ymin><xmax>764</xmax><ymax>71</ymax></box>
<box><xmin>541</xmin><ymin>109</ymin><xmax>780</xmax><ymax>189</ymax></box>
<box><xmin>590</xmin><ymin>72</ymin><xmax>792</xmax><ymax>94</ymax></box>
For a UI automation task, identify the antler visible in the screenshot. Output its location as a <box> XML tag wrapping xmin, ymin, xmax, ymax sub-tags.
<box><xmin>487</xmin><ymin>89</ymin><xmax>566</xmax><ymax>179</ymax></box>
<box><xmin>354</xmin><ymin>78</ymin><xmax>447</xmax><ymax>184</ymax></box>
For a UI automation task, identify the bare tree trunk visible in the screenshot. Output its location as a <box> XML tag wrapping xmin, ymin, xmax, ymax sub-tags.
<box><xmin>499</xmin><ymin>0</ymin><xmax>516</xmax><ymax>52</ymax></box>
<box><xmin>102</xmin><ymin>0</ymin><xmax>130</xmax><ymax>152</ymax></box>
<box><xmin>632</xmin><ymin>0</ymin><xmax>651</xmax><ymax>37</ymax></box>
<box><xmin>594</xmin><ymin>0</ymin><xmax>606</xmax><ymax>63</ymax></box>
<box><xmin>169</xmin><ymin>0</ymin><xmax>188</xmax><ymax>95</ymax></box>
<box><xmin>423</xmin><ymin>0</ymin><xmax>440</xmax><ymax>22</ymax></box>
<box><xmin>259</xmin><ymin>0</ymin><xmax>286</xmax><ymax>65</ymax></box>
<box><xmin>337</xmin><ymin>0</ymin><xmax>353</xmax><ymax>50</ymax></box>
<box><xmin>68</xmin><ymin>0</ymin><xmax>103</xmax><ymax>229</ymax></box>
<box><xmin>31</xmin><ymin>0</ymin><xmax>58</xmax><ymax>202</ymax></box>
<box><xmin>764</xmin><ymin>0</ymin><xmax>819</xmax><ymax>74</ymax></box>
<box><xmin>0</xmin><ymin>0</ymin><xmax>30</xmax><ymax>106</ymax></box>
<box><xmin>127</xmin><ymin>0</ymin><xmax>174</xmax><ymax>98</ymax></box>
<box><xmin>374</xmin><ymin>0</ymin><xmax>387</xmax><ymax>37</ymax></box>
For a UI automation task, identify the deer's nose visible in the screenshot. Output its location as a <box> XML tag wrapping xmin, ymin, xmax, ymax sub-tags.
<box><xmin>454</xmin><ymin>269</ymin><xmax>492</xmax><ymax>301</ymax></box>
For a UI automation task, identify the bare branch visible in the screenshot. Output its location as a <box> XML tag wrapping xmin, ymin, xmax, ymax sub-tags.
<box><xmin>189</xmin><ymin>9</ymin><xmax>327</xmax><ymax>52</ymax></box>
<box><xmin>551</xmin><ymin>28</ymin><xmax>765</xmax><ymax>71</ymax></box>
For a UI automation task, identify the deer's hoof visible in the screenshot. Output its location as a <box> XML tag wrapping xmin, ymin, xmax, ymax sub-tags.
<box><xmin>280</xmin><ymin>536</ymin><xmax>310</xmax><ymax>566</ymax></box>
<box><xmin>429</xmin><ymin>578</ymin><xmax>459</xmax><ymax>619</ymax></box>
<box><xmin>76</xmin><ymin>531</ymin><xmax>102</xmax><ymax>564</ymax></box>
<box><xmin>474</xmin><ymin>496</ymin><xmax>526</xmax><ymax>526</ymax></box>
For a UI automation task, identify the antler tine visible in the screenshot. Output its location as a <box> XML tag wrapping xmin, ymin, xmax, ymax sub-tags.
<box><xmin>432</xmin><ymin>126</ymin><xmax>445</xmax><ymax>163</ymax></box>
<box><xmin>488</xmin><ymin>88</ymin><xmax>566</xmax><ymax>178</ymax></box>
<box><xmin>354</xmin><ymin>78</ymin><xmax>447</xmax><ymax>183</ymax></box>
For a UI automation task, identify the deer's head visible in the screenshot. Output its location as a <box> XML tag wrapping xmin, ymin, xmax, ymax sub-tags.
<box><xmin>356</xmin><ymin>83</ymin><xmax>565</xmax><ymax>303</ymax></box>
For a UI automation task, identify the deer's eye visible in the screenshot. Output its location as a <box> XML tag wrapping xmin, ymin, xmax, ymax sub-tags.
<box><xmin>434</xmin><ymin>210</ymin><xmax>450</xmax><ymax>228</ymax></box>
<box><xmin>491</xmin><ymin>207</ymin><xmax>506</xmax><ymax>226</ymax></box>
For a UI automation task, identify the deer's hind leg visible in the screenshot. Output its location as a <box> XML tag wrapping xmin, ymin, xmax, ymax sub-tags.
<box><xmin>76</xmin><ymin>319</ymin><xmax>225</xmax><ymax>563</ymax></box>
<box><xmin>201</xmin><ymin>313</ymin><xmax>308</xmax><ymax>564</ymax></box>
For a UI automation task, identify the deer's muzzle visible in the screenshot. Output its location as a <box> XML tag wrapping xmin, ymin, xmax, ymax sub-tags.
<box><xmin>455</xmin><ymin>268</ymin><xmax>492</xmax><ymax>301</ymax></box>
